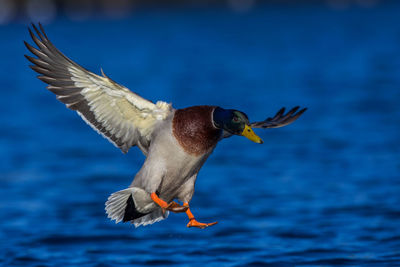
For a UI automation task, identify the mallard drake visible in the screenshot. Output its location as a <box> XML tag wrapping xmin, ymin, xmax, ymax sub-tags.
<box><xmin>25</xmin><ymin>24</ymin><xmax>306</xmax><ymax>229</ymax></box>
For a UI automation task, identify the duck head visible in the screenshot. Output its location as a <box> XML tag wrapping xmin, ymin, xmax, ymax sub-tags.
<box><xmin>213</xmin><ymin>107</ymin><xmax>263</xmax><ymax>144</ymax></box>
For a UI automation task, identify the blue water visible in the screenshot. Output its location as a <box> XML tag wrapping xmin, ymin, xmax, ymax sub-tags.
<box><xmin>1</xmin><ymin>3</ymin><xmax>400</xmax><ymax>266</ymax></box>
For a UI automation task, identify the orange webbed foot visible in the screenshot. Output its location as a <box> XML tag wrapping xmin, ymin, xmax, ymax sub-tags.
<box><xmin>165</xmin><ymin>201</ymin><xmax>188</xmax><ymax>213</ymax></box>
<box><xmin>186</xmin><ymin>219</ymin><xmax>218</xmax><ymax>229</ymax></box>
<box><xmin>151</xmin><ymin>192</ymin><xmax>188</xmax><ymax>214</ymax></box>
<box><xmin>183</xmin><ymin>202</ymin><xmax>218</xmax><ymax>229</ymax></box>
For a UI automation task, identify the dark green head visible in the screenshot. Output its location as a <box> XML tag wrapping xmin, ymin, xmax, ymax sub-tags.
<box><xmin>212</xmin><ymin>107</ymin><xmax>263</xmax><ymax>143</ymax></box>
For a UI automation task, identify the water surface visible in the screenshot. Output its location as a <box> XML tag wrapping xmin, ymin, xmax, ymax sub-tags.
<box><xmin>1</xmin><ymin>3</ymin><xmax>400</xmax><ymax>266</ymax></box>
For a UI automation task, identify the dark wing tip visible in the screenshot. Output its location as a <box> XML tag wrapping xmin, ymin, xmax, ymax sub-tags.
<box><xmin>293</xmin><ymin>107</ymin><xmax>307</xmax><ymax>118</ymax></box>
<box><xmin>297</xmin><ymin>107</ymin><xmax>307</xmax><ymax>115</ymax></box>
<box><xmin>286</xmin><ymin>106</ymin><xmax>307</xmax><ymax>122</ymax></box>
<box><xmin>251</xmin><ymin>106</ymin><xmax>307</xmax><ymax>129</ymax></box>
<box><xmin>38</xmin><ymin>22</ymin><xmax>49</xmax><ymax>39</ymax></box>
<box><xmin>31</xmin><ymin>23</ymin><xmax>44</xmax><ymax>40</ymax></box>
<box><xmin>23</xmin><ymin>40</ymin><xmax>31</xmax><ymax>50</ymax></box>
<box><xmin>289</xmin><ymin>106</ymin><xmax>300</xmax><ymax>113</ymax></box>
<box><xmin>274</xmin><ymin>107</ymin><xmax>286</xmax><ymax>118</ymax></box>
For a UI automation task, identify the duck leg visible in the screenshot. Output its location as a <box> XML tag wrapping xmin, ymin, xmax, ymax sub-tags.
<box><xmin>183</xmin><ymin>203</ymin><xmax>218</xmax><ymax>229</ymax></box>
<box><xmin>150</xmin><ymin>192</ymin><xmax>188</xmax><ymax>213</ymax></box>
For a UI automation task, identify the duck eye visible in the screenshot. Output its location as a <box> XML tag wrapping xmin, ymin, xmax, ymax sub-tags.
<box><xmin>233</xmin><ymin>116</ymin><xmax>239</xmax><ymax>122</ymax></box>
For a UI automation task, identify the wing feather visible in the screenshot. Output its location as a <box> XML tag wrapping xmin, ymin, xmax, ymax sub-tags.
<box><xmin>251</xmin><ymin>106</ymin><xmax>307</xmax><ymax>129</ymax></box>
<box><xmin>25</xmin><ymin>23</ymin><xmax>172</xmax><ymax>154</ymax></box>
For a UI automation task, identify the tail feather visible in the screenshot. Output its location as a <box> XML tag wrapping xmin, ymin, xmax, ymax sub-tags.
<box><xmin>122</xmin><ymin>194</ymin><xmax>147</xmax><ymax>222</ymax></box>
<box><xmin>131</xmin><ymin>209</ymin><xmax>169</xmax><ymax>228</ymax></box>
<box><xmin>105</xmin><ymin>187</ymin><xmax>168</xmax><ymax>227</ymax></box>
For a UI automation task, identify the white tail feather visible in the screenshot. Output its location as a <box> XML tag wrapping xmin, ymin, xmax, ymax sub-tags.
<box><xmin>132</xmin><ymin>209</ymin><xmax>169</xmax><ymax>228</ymax></box>
<box><xmin>105</xmin><ymin>188</ymin><xmax>133</xmax><ymax>224</ymax></box>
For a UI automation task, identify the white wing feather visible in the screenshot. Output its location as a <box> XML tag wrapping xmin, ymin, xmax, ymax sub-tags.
<box><xmin>25</xmin><ymin>24</ymin><xmax>172</xmax><ymax>154</ymax></box>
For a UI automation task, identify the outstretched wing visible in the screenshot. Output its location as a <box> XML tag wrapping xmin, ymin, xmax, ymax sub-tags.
<box><xmin>251</xmin><ymin>106</ymin><xmax>307</xmax><ymax>129</ymax></box>
<box><xmin>25</xmin><ymin>23</ymin><xmax>172</xmax><ymax>154</ymax></box>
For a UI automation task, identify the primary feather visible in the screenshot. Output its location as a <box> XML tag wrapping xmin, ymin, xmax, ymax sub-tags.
<box><xmin>251</xmin><ymin>106</ymin><xmax>307</xmax><ymax>129</ymax></box>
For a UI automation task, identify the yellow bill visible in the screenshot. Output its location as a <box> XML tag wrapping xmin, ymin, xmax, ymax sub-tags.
<box><xmin>242</xmin><ymin>125</ymin><xmax>263</xmax><ymax>144</ymax></box>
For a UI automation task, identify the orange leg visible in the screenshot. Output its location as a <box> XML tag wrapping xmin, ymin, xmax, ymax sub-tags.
<box><xmin>150</xmin><ymin>193</ymin><xmax>187</xmax><ymax>213</ymax></box>
<box><xmin>184</xmin><ymin>203</ymin><xmax>218</xmax><ymax>229</ymax></box>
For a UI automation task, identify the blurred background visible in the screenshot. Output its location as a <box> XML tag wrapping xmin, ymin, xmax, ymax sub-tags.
<box><xmin>1</xmin><ymin>0</ymin><xmax>399</xmax><ymax>266</ymax></box>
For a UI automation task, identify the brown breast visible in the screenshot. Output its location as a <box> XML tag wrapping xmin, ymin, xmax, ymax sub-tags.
<box><xmin>172</xmin><ymin>105</ymin><xmax>222</xmax><ymax>156</ymax></box>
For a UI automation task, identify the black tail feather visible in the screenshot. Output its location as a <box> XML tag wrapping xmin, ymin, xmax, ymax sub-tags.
<box><xmin>123</xmin><ymin>195</ymin><xmax>148</xmax><ymax>222</ymax></box>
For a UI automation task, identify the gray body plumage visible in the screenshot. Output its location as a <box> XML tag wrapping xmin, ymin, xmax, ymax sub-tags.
<box><xmin>125</xmin><ymin>112</ymin><xmax>217</xmax><ymax>226</ymax></box>
<box><xmin>133</xmin><ymin>112</ymin><xmax>215</xmax><ymax>200</ymax></box>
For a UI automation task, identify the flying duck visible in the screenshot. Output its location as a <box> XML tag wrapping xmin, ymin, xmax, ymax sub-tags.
<box><xmin>25</xmin><ymin>24</ymin><xmax>306</xmax><ymax>229</ymax></box>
